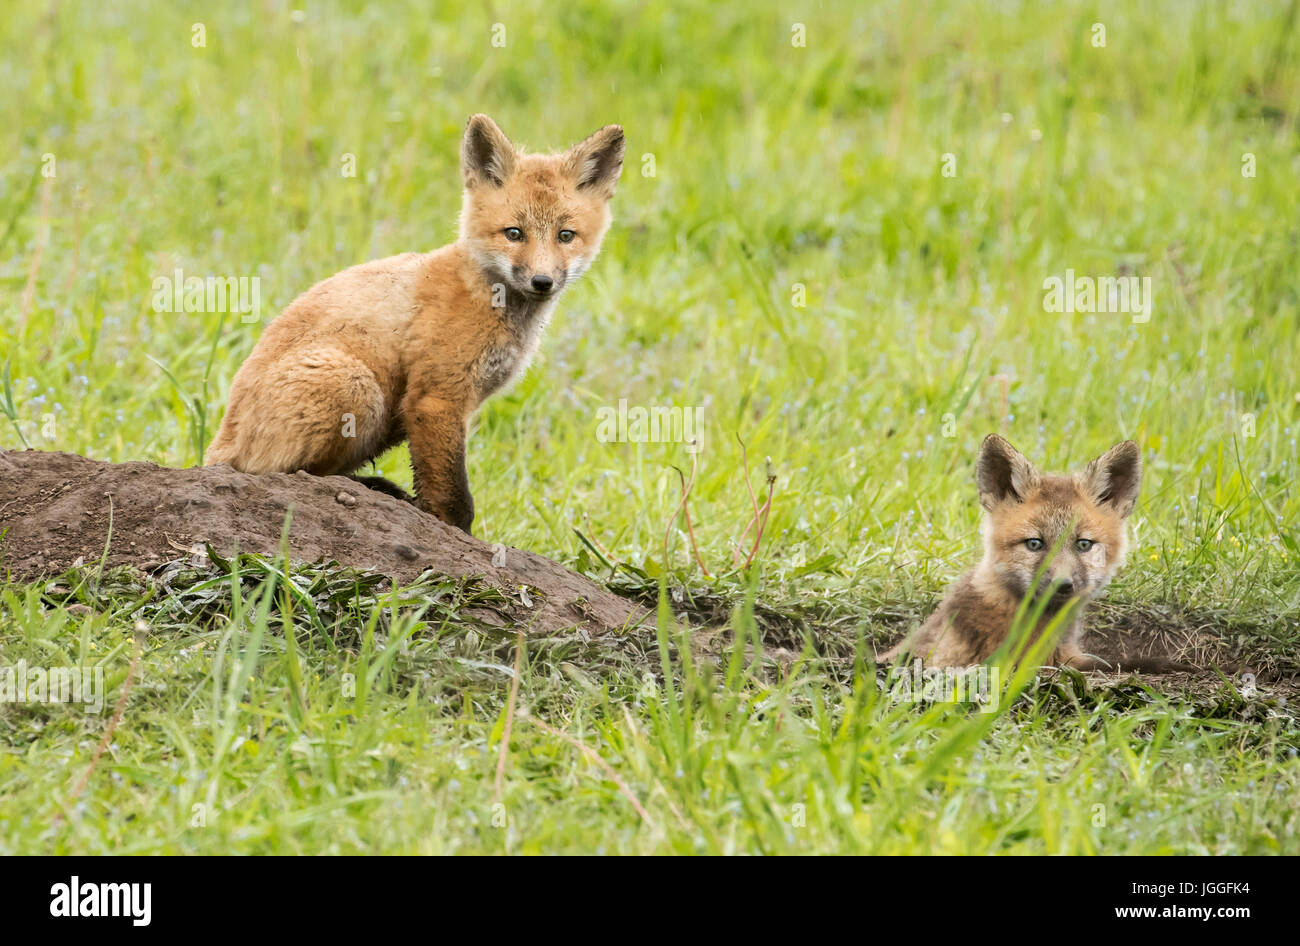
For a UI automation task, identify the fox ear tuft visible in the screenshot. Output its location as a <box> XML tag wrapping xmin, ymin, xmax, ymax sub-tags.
<box><xmin>976</xmin><ymin>434</ymin><xmax>1039</xmax><ymax>510</ymax></box>
<box><xmin>566</xmin><ymin>125</ymin><xmax>624</xmax><ymax>198</ymax></box>
<box><xmin>1084</xmin><ymin>440</ymin><xmax>1142</xmax><ymax>517</ymax></box>
<box><xmin>462</xmin><ymin>114</ymin><xmax>517</xmax><ymax>188</ymax></box>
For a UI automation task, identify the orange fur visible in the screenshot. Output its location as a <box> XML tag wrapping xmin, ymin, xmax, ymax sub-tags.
<box><xmin>207</xmin><ymin>115</ymin><xmax>624</xmax><ymax>532</ymax></box>
<box><xmin>882</xmin><ymin>435</ymin><xmax>1142</xmax><ymax>669</ymax></box>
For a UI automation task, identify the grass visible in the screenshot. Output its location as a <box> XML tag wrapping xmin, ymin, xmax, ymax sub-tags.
<box><xmin>1</xmin><ymin>0</ymin><xmax>1298</xmax><ymax>854</ymax></box>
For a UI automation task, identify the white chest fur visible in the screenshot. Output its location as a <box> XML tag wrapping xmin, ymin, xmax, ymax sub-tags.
<box><xmin>473</xmin><ymin>299</ymin><xmax>556</xmax><ymax>400</ymax></box>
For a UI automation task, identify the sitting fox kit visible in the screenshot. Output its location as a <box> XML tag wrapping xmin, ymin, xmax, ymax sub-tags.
<box><xmin>884</xmin><ymin>434</ymin><xmax>1142</xmax><ymax>670</ymax></box>
<box><xmin>207</xmin><ymin>114</ymin><xmax>625</xmax><ymax>532</ymax></box>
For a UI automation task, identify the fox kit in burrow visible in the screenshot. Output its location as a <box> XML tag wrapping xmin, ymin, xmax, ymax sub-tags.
<box><xmin>206</xmin><ymin>114</ymin><xmax>625</xmax><ymax>533</ymax></box>
<box><xmin>882</xmin><ymin>434</ymin><xmax>1142</xmax><ymax>670</ymax></box>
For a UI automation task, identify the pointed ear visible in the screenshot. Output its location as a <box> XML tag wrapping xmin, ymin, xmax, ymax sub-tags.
<box><xmin>564</xmin><ymin>124</ymin><xmax>624</xmax><ymax>198</ymax></box>
<box><xmin>1083</xmin><ymin>440</ymin><xmax>1142</xmax><ymax>517</ymax></box>
<box><xmin>461</xmin><ymin>114</ymin><xmax>517</xmax><ymax>188</ymax></box>
<box><xmin>976</xmin><ymin>434</ymin><xmax>1040</xmax><ymax>510</ymax></box>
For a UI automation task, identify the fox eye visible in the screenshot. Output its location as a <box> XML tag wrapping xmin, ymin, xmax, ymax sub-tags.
<box><xmin>1025</xmin><ymin>538</ymin><xmax>1044</xmax><ymax>551</ymax></box>
<box><xmin>1076</xmin><ymin>538</ymin><xmax>1094</xmax><ymax>552</ymax></box>
<box><xmin>504</xmin><ymin>227</ymin><xmax>524</xmax><ymax>242</ymax></box>
<box><xmin>557</xmin><ymin>229</ymin><xmax>576</xmax><ymax>243</ymax></box>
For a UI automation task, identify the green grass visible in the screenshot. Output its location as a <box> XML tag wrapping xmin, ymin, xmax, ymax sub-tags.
<box><xmin>2</xmin><ymin>0</ymin><xmax>1299</xmax><ymax>854</ymax></box>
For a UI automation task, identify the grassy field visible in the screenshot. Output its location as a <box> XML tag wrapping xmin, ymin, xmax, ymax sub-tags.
<box><xmin>1</xmin><ymin>0</ymin><xmax>1298</xmax><ymax>854</ymax></box>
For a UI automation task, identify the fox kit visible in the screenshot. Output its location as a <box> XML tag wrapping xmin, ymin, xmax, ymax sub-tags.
<box><xmin>206</xmin><ymin>115</ymin><xmax>625</xmax><ymax>533</ymax></box>
<box><xmin>882</xmin><ymin>434</ymin><xmax>1143</xmax><ymax>670</ymax></box>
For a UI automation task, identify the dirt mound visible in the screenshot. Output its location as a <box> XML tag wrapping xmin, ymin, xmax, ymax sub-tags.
<box><xmin>0</xmin><ymin>450</ymin><xmax>648</xmax><ymax>636</ymax></box>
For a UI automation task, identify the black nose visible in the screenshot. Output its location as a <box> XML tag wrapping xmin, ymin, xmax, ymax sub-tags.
<box><xmin>530</xmin><ymin>274</ymin><xmax>554</xmax><ymax>293</ymax></box>
<box><xmin>1054</xmin><ymin>579</ymin><xmax>1074</xmax><ymax>596</ymax></box>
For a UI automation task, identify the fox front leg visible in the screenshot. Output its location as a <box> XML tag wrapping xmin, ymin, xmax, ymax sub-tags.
<box><xmin>404</xmin><ymin>393</ymin><xmax>475</xmax><ymax>534</ymax></box>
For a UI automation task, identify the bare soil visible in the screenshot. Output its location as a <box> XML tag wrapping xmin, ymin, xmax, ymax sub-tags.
<box><xmin>2</xmin><ymin>450</ymin><xmax>1293</xmax><ymax>706</ymax></box>
<box><xmin>0</xmin><ymin>449</ymin><xmax>650</xmax><ymax>636</ymax></box>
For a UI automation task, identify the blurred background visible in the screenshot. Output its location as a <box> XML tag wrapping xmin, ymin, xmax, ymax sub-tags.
<box><xmin>2</xmin><ymin>0</ymin><xmax>1297</xmax><ymax>615</ymax></box>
